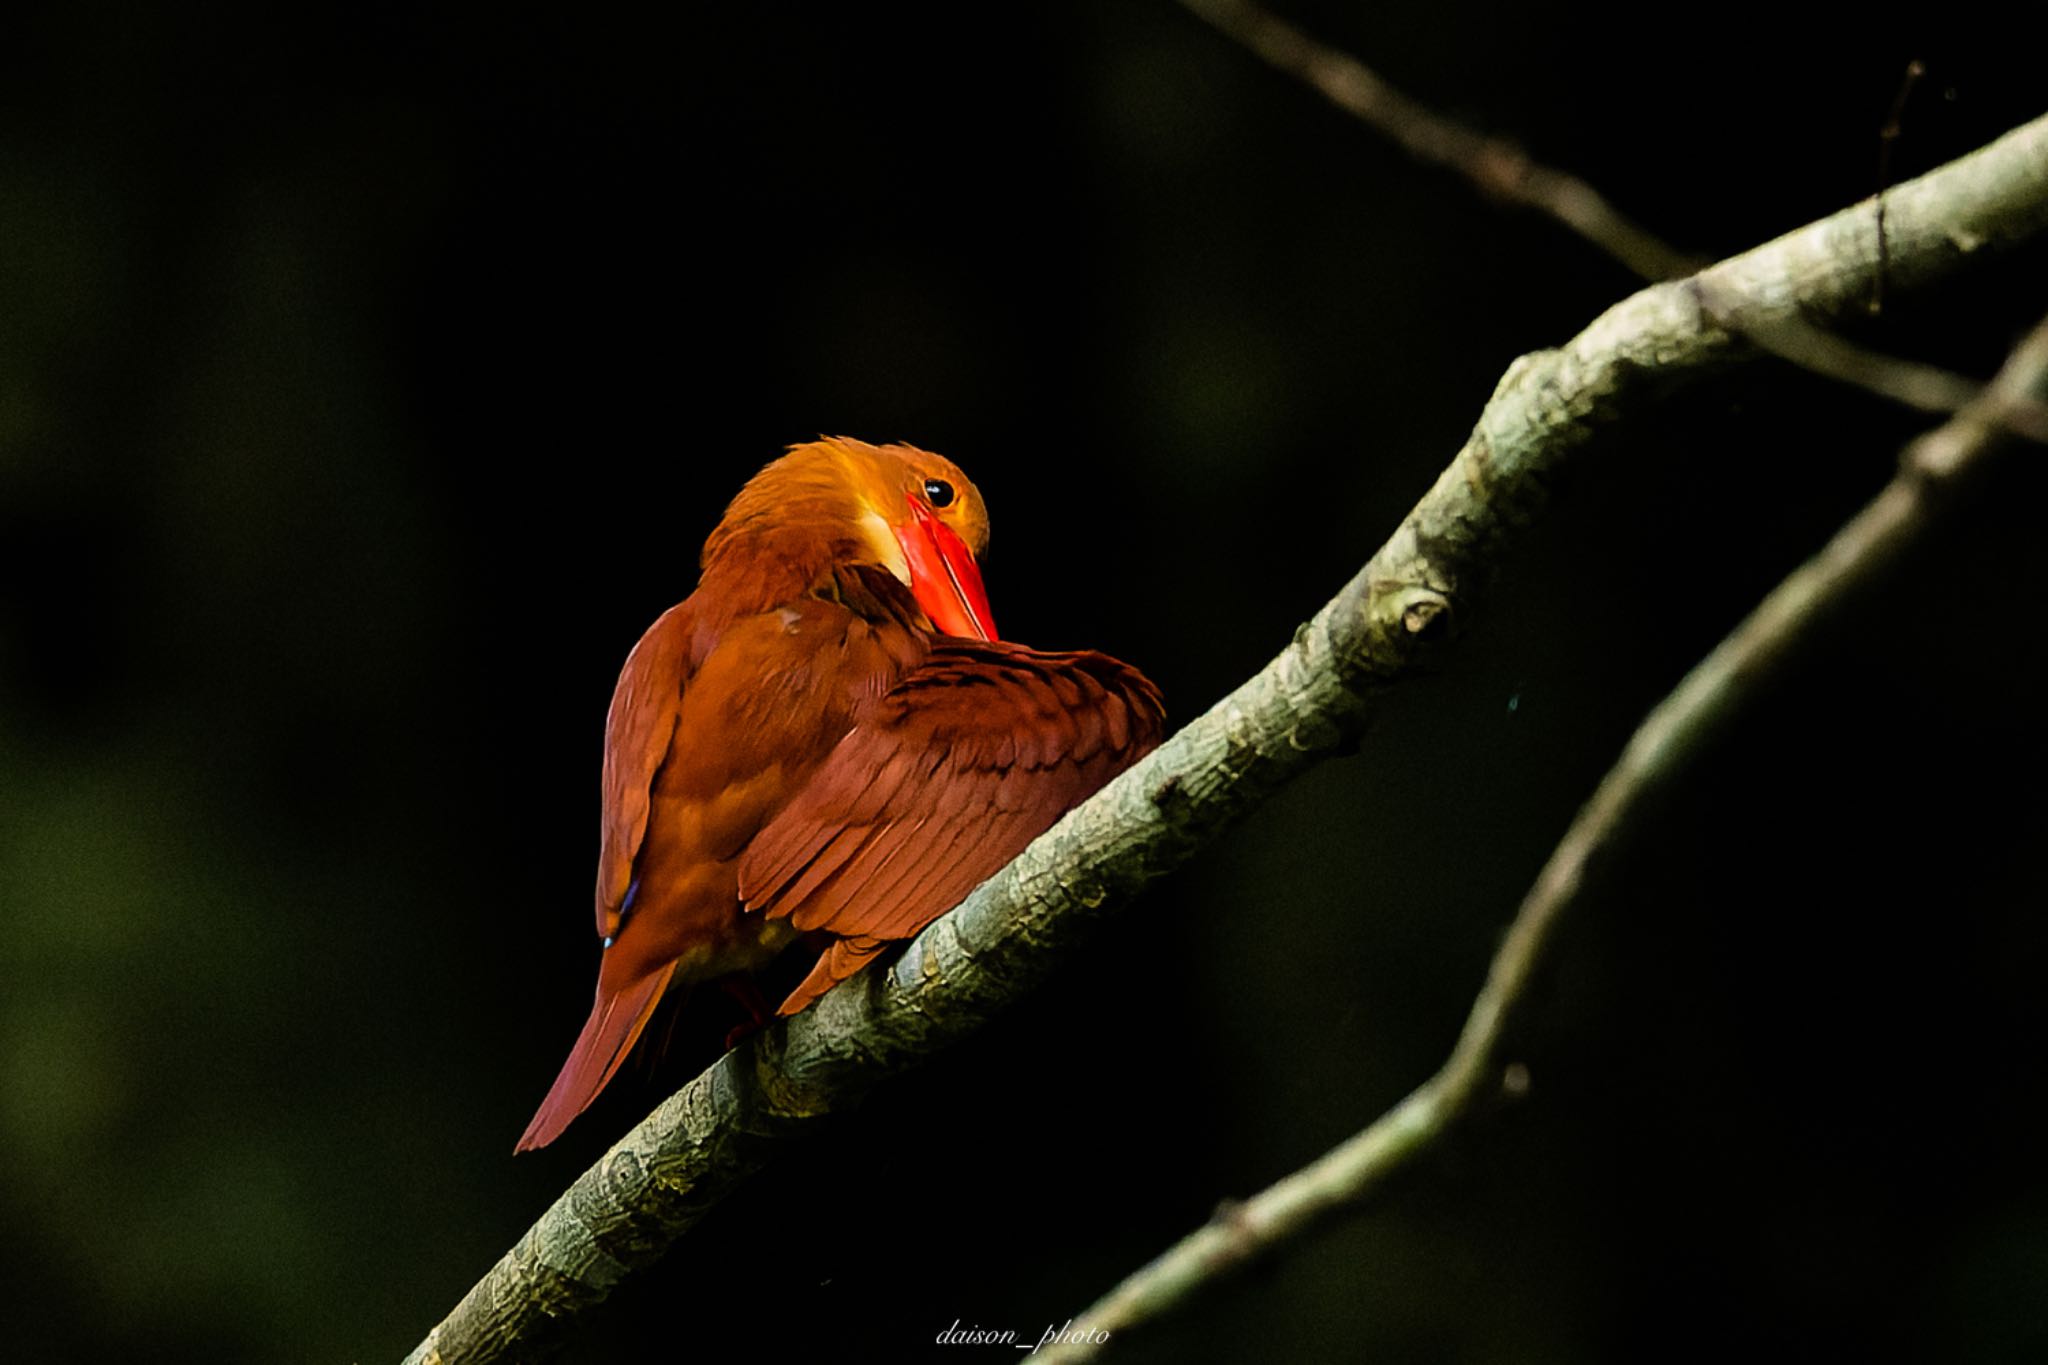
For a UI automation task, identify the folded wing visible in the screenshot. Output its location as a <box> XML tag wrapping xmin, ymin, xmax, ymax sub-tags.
<box><xmin>738</xmin><ymin>643</ymin><xmax>1165</xmax><ymax>1013</ymax></box>
<box><xmin>593</xmin><ymin>602</ymin><xmax>695</xmax><ymax>939</ymax></box>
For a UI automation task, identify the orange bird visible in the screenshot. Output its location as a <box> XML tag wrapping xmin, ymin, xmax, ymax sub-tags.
<box><xmin>517</xmin><ymin>438</ymin><xmax>1164</xmax><ymax>1151</ymax></box>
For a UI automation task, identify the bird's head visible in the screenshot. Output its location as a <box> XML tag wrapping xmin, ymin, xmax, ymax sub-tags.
<box><xmin>704</xmin><ymin>437</ymin><xmax>998</xmax><ymax>641</ymax></box>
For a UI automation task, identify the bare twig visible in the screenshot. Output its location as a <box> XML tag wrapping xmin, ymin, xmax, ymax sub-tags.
<box><xmin>1873</xmin><ymin>59</ymin><xmax>1929</xmax><ymax>314</ymax></box>
<box><xmin>1691</xmin><ymin>287</ymin><xmax>2048</xmax><ymax>441</ymax></box>
<box><xmin>1173</xmin><ymin>0</ymin><xmax>1697</xmax><ymax>281</ymax></box>
<box><xmin>400</xmin><ymin>115</ymin><xmax>2048</xmax><ymax>1365</ymax></box>
<box><xmin>1035</xmin><ymin>309</ymin><xmax>2048</xmax><ymax>1362</ymax></box>
<box><xmin>1174</xmin><ymin>0</ymin><xmax>2048</xmax><ymax>436</ymax></box>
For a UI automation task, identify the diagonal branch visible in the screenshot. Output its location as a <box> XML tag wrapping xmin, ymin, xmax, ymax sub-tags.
<box><xmin>401</xmin><ymin>113</ymin><xmax>2048</xmax><ymax>1365</ymax></box>
<box><xmin>1034</xmin><ymin>306</ymin><xmax>2048</xmax><ymax>1364</ymax></box>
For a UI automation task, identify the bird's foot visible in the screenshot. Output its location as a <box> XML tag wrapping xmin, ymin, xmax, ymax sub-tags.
<box><xmin>717</xmin><ymin>974</ymin><xmax>774</xmax><ymax>1050</ymax></box>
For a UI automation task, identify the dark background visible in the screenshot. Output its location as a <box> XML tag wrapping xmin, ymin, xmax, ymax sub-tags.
<box><xmin>3</xmin><ymin>3</ymin><xmax>2044</xmax><ymax>1361</ymax></box>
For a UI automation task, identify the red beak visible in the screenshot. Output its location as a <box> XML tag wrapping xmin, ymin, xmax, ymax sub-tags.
<box><xmin>895</xmin><ymin>494</ymin><xmax>997</xmax><ymax>641</ymax></box>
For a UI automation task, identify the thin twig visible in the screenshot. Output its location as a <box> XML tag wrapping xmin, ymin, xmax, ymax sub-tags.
<box><xmin>1037</xmin><ymin>312</ymin><xmax>2048</xmax><ymax>1362</ymax></box>
<box><xmin>1691</xmin><ymin>286</ymin><xmax>2048</xmax><ymax>440</ymax></box>
<box><xmin>399</xmin><ymin>115</ymin><xmax>2048</xmax><ymax>1365</ymax></box>
<box><xmin>1174</xmin><ymin>0</ymin><xmax>1697</xmax><ymax>281</ymax></box>
<box><xmin>1173</xmin><ymin>0</ymin><xmax>2048</xmax><ymax>436</ymax></box>
<box><xmin>1873</xmin><ymin>59</ymin><xmax>1929</xmax><ymax>315</ymax></box>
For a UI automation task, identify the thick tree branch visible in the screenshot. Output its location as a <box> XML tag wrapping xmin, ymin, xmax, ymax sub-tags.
<box><xmin>1036</xmin><ymin>307</ymin><xmax>2048</xmax><ymax>1364</ymax></box>
<box><xmin>402</xmin><ymin>114</ymin><xmax>2048</xmax><ymax>1365</ymax></box>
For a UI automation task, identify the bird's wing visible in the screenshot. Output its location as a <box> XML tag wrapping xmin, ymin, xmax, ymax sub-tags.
<box><xmin>594</xmin><ymin>601</ymin><xmax>695</xmax><ymax>938</ymax></box>
<box><xmin>738</xmin><ymin>643</ymin><xmax>1165</xmax><ymax>1012</ymax></box>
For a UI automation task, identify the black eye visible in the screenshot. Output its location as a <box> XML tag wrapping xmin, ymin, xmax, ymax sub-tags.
<box><xmin>923</xmin><ymin>478</ymin><xmax>955</xmax><ymax>508</ymax></box>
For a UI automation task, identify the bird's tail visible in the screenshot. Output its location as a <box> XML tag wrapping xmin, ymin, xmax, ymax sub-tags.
<box><xmin>516</xmin><ymin>959</ymin><xmax>678</xmax><ymax>1152</ymax></box>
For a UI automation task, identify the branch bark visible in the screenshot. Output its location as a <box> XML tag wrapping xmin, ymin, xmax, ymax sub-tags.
<box><xmin>402</xmin><ymin>112</ymin><xmax>2048</xmax><ymax>1365</ymax></box>
<box><xmin>1034</xmin><ymin>305</ymin><xmax>2048</xmax><ymax>1364</ymax></box>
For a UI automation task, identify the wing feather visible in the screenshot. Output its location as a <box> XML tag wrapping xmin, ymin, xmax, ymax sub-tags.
<box><xmin>594</xmin><ymin>602</ymin><xmax>695</xmax><ymax>937</ymax></box>
<box><xmin>773</xmin><ymin>823</ymin><xmax>879</xmax><ymax>918</ymax></box>
<box><xmin>737</xmin><ymin>642</ymin><xmax>1165</xmax><ymax>1012</ymax></box>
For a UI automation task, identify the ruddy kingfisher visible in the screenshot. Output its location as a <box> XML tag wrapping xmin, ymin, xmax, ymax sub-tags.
<box><xmin>519</xmin><ymin>438</ymin><xmax>1163</xmax><ymax>1150</ymax></box>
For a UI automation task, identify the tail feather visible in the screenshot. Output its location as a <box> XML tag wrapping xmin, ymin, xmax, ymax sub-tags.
<box><xmin>516</xmin><ymin>961</ymin><xmax>678</xmax><ymax>1152</ymax></box>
